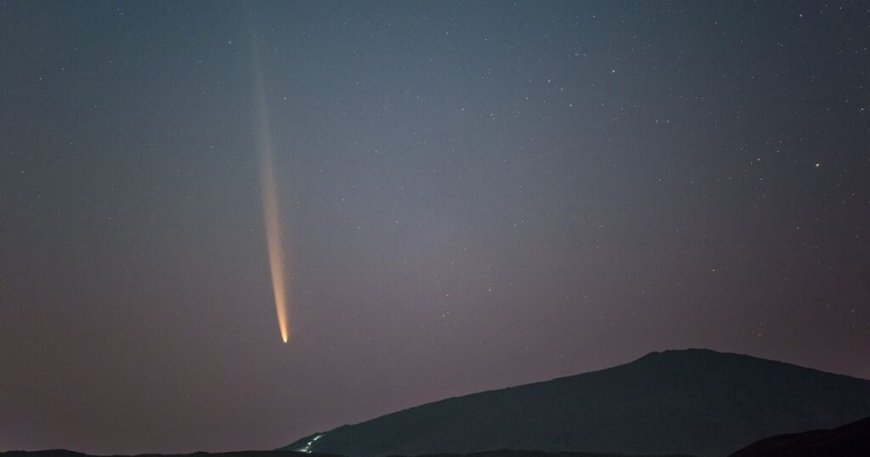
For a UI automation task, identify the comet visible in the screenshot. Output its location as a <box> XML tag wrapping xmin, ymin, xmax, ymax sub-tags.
<box><xmin>250</xmin><ymin>21</ymin><xmax>290</xmax><ymax>343</ymax></box>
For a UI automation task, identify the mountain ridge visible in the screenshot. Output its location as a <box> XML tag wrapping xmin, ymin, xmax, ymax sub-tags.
<box><xmin>0</xmin><ymin>450</ymin><xmax>694</xmax><ymax>457</ymax></box>
<box><xmin>301</xmin><ymin>349</ymin><xmax>866</xmax><ymax>435</ymax></box>
<box><xmin>728</xmin><ymin>416</ymin><xmax>870</xmax><ymax>457</ymax></box>
<box><xmin>282</xmin><ymin>348</ymin><xmax>870</xmax><ymax>457</ymax></box>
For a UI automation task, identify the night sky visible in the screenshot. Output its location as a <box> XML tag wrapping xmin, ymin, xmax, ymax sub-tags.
<box><xmin>2</xmin><ymin>0</ymin><xmax>869</xmax><ymax>454</ymax></box>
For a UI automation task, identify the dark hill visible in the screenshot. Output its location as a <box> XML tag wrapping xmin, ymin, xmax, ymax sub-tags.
<box><xmin>0</xmin><ymin>451</ymin><xmax>339</xmax><ymax>457</ymax></box>
<box><xmin>728</xmin><ymin>416</ymin><xmax>870</xmax><ymax>457</ymax></box>
<box><xmin>0</xmin><ymin>450</ymin><xmax>693</xmax><ymax>457</ymax></box>
<box><xmin>401</xmin><ymin>450</ymin><xmax>694</xmax><ymax>457</ymax></box>
<box><xmin>282</xmin><ymin>349</ymin><xmax>870</xmax><ymax>457</ymax></box>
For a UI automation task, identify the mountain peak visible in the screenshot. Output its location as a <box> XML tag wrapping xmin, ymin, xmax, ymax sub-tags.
<box><xmin>283</xmin><ymin>349</ymin><xmax>870</xmax><ymax>457</ymax></box>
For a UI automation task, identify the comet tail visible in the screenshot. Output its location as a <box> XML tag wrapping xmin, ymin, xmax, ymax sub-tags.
<box><xmin>251</xmin><ymin>25</ymin><xmax>290</xmax><ymax>343</ymax></box>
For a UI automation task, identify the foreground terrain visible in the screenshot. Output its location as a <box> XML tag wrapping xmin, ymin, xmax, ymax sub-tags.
<box><xmin>6</xmin><ymin>423</ymin><xmax>870</xmax><ymax>457</ymax></box>
<box><xmin>6</xmin><ymin>351</ymin><xmax>870</xmax><ymax>457</ymax></box>
<box><xmin>729</xmin><ymin>416</ymin><xmax>870</xmax><ymax>457</ymax></box>
<box><xmin>284</xmin><ymin>349</ymin><xmax>870</xmax><ymax>457</ymax></box>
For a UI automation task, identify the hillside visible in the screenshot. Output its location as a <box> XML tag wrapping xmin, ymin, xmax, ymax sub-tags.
<box><xmin>283</xmin><ymin>349</ymin><xmax>870</xmax><ymax>457</ymax></box>
<box><xmin>728</xmin><ymin>416</ymin><xmax>870</xmax><ymax>457</ymax></box>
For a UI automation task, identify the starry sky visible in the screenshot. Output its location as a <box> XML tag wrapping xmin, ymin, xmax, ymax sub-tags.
<box><xmin>2</xmin><ymin>0</ymin><xmax>869</xmax><ymax>454</ymax></box>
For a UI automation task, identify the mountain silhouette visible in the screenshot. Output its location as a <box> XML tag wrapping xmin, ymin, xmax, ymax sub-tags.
<box><xmin>282</xmin><ymin>349</ymin><xmax>870</xmax><ymax>457</ymax></box>
<box><xmin>0</xmin><ymin>451</ymin><xmax>340</xmax><ymax>457</ymax></box>
<box><xmin>390</xmin><ymin>451</ymin><xmax>694</xmax><ymax>457</ymax></box>
<box><xmin>0</xmin><ymin>450</ymin><xmax>692</xmax><ymax>457</ymax></box>
<box><xmin>728</xmin><ymin>416</ymin><xmax>870</xmax><ymax>457</ymax></box>
<box><xmin>0</xmin><ymin>452</ymin><xmax>338</xmax><ymax>457</ymax></box>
